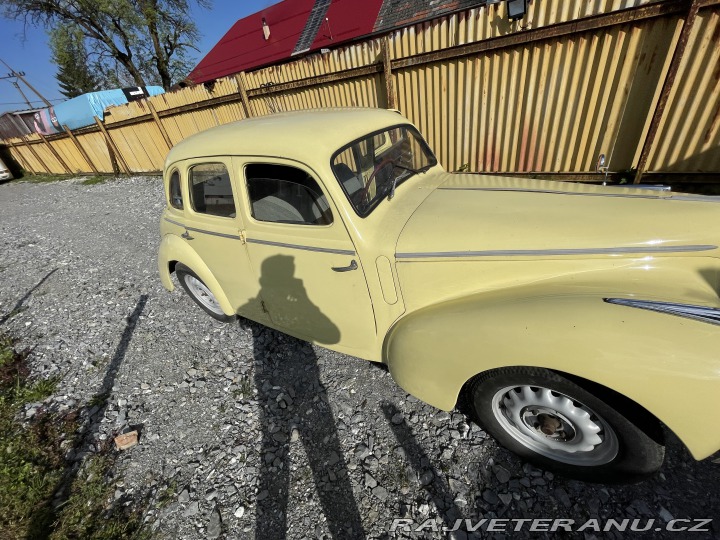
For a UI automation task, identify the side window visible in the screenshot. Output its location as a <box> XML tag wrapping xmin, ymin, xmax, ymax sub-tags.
<box><xmin>169</xmin><ymin>170</ymin><xmax>183</xmax><ymax>210</ymax></box>
<box><xmin>189</xmin><ymin>163</ymin><xmax>236</xmax><ymax>218</ymax></box>
<box><xmin>333</xmin><ymin>148</ymin><xmax>364</xmax><ymax>196</ymax></box>
<box><xmin>245</xmin><ymin>164</ymin><xmax>332</xmax><ymax>226</ymax></box>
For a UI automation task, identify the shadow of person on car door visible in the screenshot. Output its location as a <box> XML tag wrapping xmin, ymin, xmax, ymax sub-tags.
<box><xmin>243</xmin><ymin>255</ymin><xmax>364</xmax><ymax>539</ymax></box>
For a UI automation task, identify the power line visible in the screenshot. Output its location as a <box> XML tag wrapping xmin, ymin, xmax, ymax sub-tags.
<box><xmin>0</xmin><ymin>57</ymin><xmax>53</xmax><ymax>107</ymax></box>
<box><xmin>0</xmin><ymin>98</ymin><xmax>64</xmax><ymax>106</ymax></box>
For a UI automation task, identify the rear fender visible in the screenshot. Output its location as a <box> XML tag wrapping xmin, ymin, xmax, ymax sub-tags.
<box><xmin>384</xmin><ymin>292</ymin><xmax>720</xmax><ymax>460</ymax></box>
<box><xmin>157</xmin><ymin>234</ymin><xmax>235</xmax><ymax>316</ymax></box>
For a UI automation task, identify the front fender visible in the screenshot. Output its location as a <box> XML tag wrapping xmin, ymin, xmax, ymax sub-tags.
<box><xmin>385</xmin><ymin>292</ymin><xmax>720</xmax><ymax>460</ymax></box>
<box><xmin>157</xmin><ymin>234</ymin><xmax>235</xmax><ymax>316</ymax></box>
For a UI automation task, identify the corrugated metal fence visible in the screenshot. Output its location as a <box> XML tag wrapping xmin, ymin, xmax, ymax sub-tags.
<box><xmin>1</xmin><ymin>0</ymin><xmax>718</xmax><ymax>183</ymax></box>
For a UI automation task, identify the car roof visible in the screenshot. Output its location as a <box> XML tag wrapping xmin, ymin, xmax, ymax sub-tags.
<box><xmin>165</xmin><ymin>108</ymin><xmax>410</xmax><ymax>168</ymax></box>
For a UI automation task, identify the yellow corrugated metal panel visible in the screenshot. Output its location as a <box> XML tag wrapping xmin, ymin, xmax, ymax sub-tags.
<box><xmin>647</xmin><ymin>5</ymin><xmax>720</xmax><ymax>172</ymax></box>
<box><xmin>212</xmin><ymin>103</ymin><xmax>246</xmax><ymax>125</ymax></box>
<box><xmin>3</xmin><ymin>0</ymin><xmax>715</xmax><ymax>179</ymax></box>
<box><xmin>244</xmin><ymin>39</ymin><xmax>383</xmax><ymax>91</ymax></box>
<box><xmin>75</xmin><ymin>131</ymin><xmax>114</xmax><ymax>173</ymax></box>
<box><xmin>265</xmin><ymin>75</ymin><xmax>382</xmax><ymax>113</ymax></box>
<box><xmin>164</xmin><ymin>112</ymin><xmax>206</xmax><ymax>140</ymax></box>
<box><xmin>108</xmin><ymin>123</ymin><xmax>166</xmax><ymax>172</ymax></box>
<box><xmin>51</xmin><ymin>137</ymin><xmax>85</xmax><ymax>173</ymax></box>
<box><xmin>6</xmin><ymin>140</ymin><xmax>45</xmax><ymax>173</ymax></box>
<box><xmin>104</xmin><ymin>99</ymin><xmax>151</xmax><ymax>123</ymax></box>
<box><xmin>389</xmin><ymin>0</ymin><xmax>663</xmax><ymax>61</ymax></box>
<box><xmin>394</xmin><ymin>13</ymin><xmax>678</xmax><ymax>173</ymax></box>
<box><xmin>152</xmin><ymin>88</ymin><xmax>202</xmax><ymax>111</ymax></box>
<box><xmin>529</xmin><ymin>0</ymin><xmax>662</xmax><ymax>28</ymax></box>
<box><xmin>30</xmin><ymin>141</ymin><xmax>64</xmax><ymax>174</ymax></box>
<box><xmin>211</xmin><ymin>76</ymin><xmax>241</xmax><ymax>97</ymax></box>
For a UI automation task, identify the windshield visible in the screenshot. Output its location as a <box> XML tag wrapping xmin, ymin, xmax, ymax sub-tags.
<box><xmin>331</xmin><ymin>125</ymin><xmax>437</xmax><ymax>216</ymax></box>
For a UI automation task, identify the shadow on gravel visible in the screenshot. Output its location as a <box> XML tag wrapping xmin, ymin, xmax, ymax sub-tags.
<box><xmin>247</xmin><ymin>255</ymin><xmax>364</xmax><ymax>539</ymax></box>
<box><xmin>0</xmin><ymin>268</ymin><xmax>58</xmax><ymax>326</ymax></box>
<box><xmin>381</xmin><ymin>401</ymin><xmax>466</xmax><ymax>529</ymax></box>
<box><xmin>26</xmin><ymin>294</ymin><xmax>148</xmax><ymax>540</ymax></box>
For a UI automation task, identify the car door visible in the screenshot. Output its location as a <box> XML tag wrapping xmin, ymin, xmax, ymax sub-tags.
<box><xmin>175</xmin><ymin>158</ymin><xmax>266</xmax><ymax>322</ymax></box>
<box><xmin>236</xmin><ymin>157</ymin><xmax>376</xmax><ymax>358</ymax></box>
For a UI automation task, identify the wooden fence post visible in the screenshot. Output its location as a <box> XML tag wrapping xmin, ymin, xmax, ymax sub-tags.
<box><xmin>146</xmin><ymin>100</ymin><xmax>174</xmax><ymax>151</ymax></box>
<box><xmin>63</xmin><ymin>125</ymin><xmax>99</xmax><ymax>174</ymax></box>
<box><xmin>94</xmin><ymin>116</ymin><xmax>132</xmax><ymax>175</ymax></box>
<box><xmin>4</xmin><ymin>140</ymin><xmax>35</xmax><ymax>175</ymax></box>
<box><xmin>20</xmin><ymin>137</ymin><xmax>50</xmax><ymax>174</ymax></box>
<box><xmin>235</xmin><ymin>72</ymin><xmax>256</xmax><ymax>118</ymax></box>
<box><xmin>382</xmin><ymin>36</ymin><xmax>398</xmax><ymax>110</ymax></box>
<box><xmin>37</xmin><ymin>131</ymin><xmax>72</xmax><ymax>174</ymax></box>
<box><xmin>634</xmin><ymin>0</ymin><xmax>701</xmax><ymax>183</ymax></box>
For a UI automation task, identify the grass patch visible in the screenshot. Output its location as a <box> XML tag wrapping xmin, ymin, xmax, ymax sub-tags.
<box><xmin>233</xmin><ymin>376</ymin><xmax>254</xmax><ymax>399</ymax></box>
<box><xmin>0</xmin><ymin>336</ymin><xmax>65</xmax><ymax>539</ymax></box>
<box><xmin>0</xmin><ymin>334</ymin><xmax>151</xmax><ymax>540</ymax></box>
<box><xmin>13</xmin><ymin>174</ymin><xmax>115</xmax><ymax>185</ymax></box>
<box><xmin>15</xmin><ymin>174</ymin><xmax>74</xmax><ymax>184</ymax></box>
<box><xmin>47</xmin><ymin>454</ymin><xmax>150</xmax><ymax>540</ymax></box>
<box><xmin>81</xmin><ymin>176</ymin><xmax>108</xmax><ymax>186</ymax></box>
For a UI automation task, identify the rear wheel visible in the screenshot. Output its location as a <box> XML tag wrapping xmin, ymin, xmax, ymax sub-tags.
<box><xmin>175</xmin><ymin>263</ymin><xmax>235</xmax><ymax>323</ymax></box>
<box><xmin>467</xmin><ymin>367</ymin><xmax>664</xmax><ymax>482</ymax></box>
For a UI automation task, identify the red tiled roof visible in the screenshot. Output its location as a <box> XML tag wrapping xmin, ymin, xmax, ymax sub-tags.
<box><xmin>187</xmin><ymin>0</ymin><xmax>485</xmax><ymax>84</ymax></box>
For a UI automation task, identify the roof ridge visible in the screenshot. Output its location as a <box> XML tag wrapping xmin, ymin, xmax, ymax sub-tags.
<box><xmin>292</xmin><ymin>0</ymin><xmax>332</xmax><ymax>55</ymax></box>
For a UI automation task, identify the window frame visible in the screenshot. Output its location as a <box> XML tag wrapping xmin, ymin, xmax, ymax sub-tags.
<box><xmin>187</xmin><ymin>161</ymin><xmax>237</xmax><ymax>219</ymax></box>
<box><xmin>243</xmin><ymin>162</ymin><xmax>334</xmax><ymax>227</ymax></box>
<box><xmin>167</xmin><ymin>168</ymin><xmax>183</xmax><ymax>210</ymax></box>
<box><xmin>330</xmin><ymin>123</ymin><xmax>438</xmax><ymax>218</ymax></box>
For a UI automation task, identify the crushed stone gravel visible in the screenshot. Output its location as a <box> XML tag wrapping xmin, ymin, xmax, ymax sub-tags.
<box><xmin>0</xmin><ymin>176</ymin><xmax>718</xmax><ymax>539</ymax></box>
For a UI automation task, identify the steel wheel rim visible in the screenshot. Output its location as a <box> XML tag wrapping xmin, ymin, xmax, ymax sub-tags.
<box><xmin>185</xmin><ymin>275</ymin><xmax>223</xmax><ymax>315</ymax></box>
<box><xmin>491</xmin><ymin>385</ymin><xmax>619</xmax><ymax>466</ymax></box>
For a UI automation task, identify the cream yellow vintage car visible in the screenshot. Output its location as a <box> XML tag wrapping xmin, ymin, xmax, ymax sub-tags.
<box><xmin>158</xmin><ymin>108</ymin><xmax>720</xmax><ymax>481</ymax></box>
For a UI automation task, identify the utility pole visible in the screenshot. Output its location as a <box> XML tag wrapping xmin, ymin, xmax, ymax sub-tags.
<box><xmin>0</xmin><ymin>57</ymin><xmax>52</xmax><ymax>108</ymax></box>
<box><xmin>1</xmin><ymin>77</ymin><xmax>33</xmax><ymax>108</ymax></box>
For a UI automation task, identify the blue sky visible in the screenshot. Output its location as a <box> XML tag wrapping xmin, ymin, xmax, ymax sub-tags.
<box><xmin>0</xmin><ymin>0</ymin><xmax>280</xmax><ymax>114</ymax></box>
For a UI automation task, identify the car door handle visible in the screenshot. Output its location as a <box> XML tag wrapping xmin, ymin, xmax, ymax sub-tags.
<box><xmin>181</xmin><ymin>230</ymin><xmax>193</xmax><ymax>240</ymax></box>
<box><xmin>332</xmin><ymin>260</ymin><xmax>358</xmax><ymax>272</ymax></box>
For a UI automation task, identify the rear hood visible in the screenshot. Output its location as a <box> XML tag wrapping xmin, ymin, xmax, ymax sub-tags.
<box><xmin>396</xmin><ymin>174</ymin><xmax>720</xmax><ymax>259</ymax></box>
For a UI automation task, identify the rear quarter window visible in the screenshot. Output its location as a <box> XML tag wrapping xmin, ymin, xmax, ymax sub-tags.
<box><xmin>168</xmin><ymin>170</ymin><xmax>183</xmax><ymax>210</ymax></box>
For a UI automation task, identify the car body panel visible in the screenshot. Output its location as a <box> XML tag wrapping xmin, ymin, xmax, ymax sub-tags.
<box><xmin>397</xmin><ymin>173</ymin><xmax>720</xmax><ymax>258</ymax></box>
<box><xmin>165</xmin><ymin>108</ymin><xmax>411</xmax><ymax>173</ymax></box>
<box><xmin>0</xmin><ymin>157</ymin><xmax>13</xmax><ymax>181</ymax></box>
<box><xmin>233</xmin><ymin>156</ymin><xmax>378</xmax><ymax>357</ymax></box>
<box><xmin>158</xmin><ymin>108</ymin><xmax>720</xmax><ymax>462</ymax></box>
<box><xmin>384</xmin><ymin>281</ymin><xmax>720</xmax><ymax>460</ymax></box>
<box><xmin>157</xmin><ymin>232</ymin><xmax>236</xmax><ymax>317</ymax></box>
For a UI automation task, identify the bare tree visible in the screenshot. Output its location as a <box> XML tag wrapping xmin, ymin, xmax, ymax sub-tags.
<box><xmin>1</xmin><ymin>0</ymin><xmax>210</xmax><ymax>89</ymax></box>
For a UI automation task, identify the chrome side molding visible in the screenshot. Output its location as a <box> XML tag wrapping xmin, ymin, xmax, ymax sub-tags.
<box><xmin>604</xmin><ymin>298</ymin><xmax>720</xmax><ymax>326</ymax></box>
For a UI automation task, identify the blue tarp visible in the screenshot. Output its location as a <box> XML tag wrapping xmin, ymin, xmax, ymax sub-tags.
<box><xmin>34</xmin><ymin>86</ymin><xmax>165</xmax><ymax>135</ymax></box>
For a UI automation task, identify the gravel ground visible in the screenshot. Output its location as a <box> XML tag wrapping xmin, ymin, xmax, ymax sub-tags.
<box><xmin>0</xmin><ymin>176</ymin><xmax>718</xmax><ymax>540</ymax></box>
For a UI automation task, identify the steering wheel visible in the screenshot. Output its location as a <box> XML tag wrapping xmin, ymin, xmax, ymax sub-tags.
<box><xmin>353</xmin><ymin>157</ymin><xmax>396</xmax><ymax>207</ymax></box>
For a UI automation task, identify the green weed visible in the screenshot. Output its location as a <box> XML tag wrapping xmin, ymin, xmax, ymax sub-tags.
<box><xmin>17</xmin><ymin>174</ymin><xmax>73</xmax><ymax>184</ymax></box>
<box><xmin>0</xmin><ymin>334</ymin><xmax>151</xmax><ymax>540</ymax></box>
<box><xmin>81</xmin><ymin>176</ymin><xmax>108</xmax><ymax>185</ymax></box>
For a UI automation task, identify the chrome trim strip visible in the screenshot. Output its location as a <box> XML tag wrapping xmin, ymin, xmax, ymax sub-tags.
<box><xmin>604</xmin><ymin>298</ymin><xmax>720</xmax><ymax>326</ymax></box>
<box><xmin>670</xmin><ymin>195</ymin><xmax>720</xmax><ymax>203</ymax></box>
<box><xmin>439</xmin><ymin>187</ymin><xmax>720</xmax><ymax>203</ymax></box>
<box><xmin>164</xmin><ymin>217</ymin><xmax>185</xmax><ymax>228</ymax></box>
<box><xmin>164</xmin><ymin>218</ymin><xmax>241</xmax><ymax>240</ymax></box>
<box><xmin>395</xmin><ymin>245</ymin><xmax>717</xmax><ymax>259</ymax></box>
<box><xmin>247</xmin><ymin>238</ymin><xmax>355</xmax><ymax>256</ymax></box>
<box><xmin>438</xmin><ymin>187</ymin><xmax>661</xmax><ymax>199</ymax></box>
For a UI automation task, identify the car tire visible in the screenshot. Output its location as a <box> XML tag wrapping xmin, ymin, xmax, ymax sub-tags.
<box><xmin>175</xmin><ymin>263</ymin><xmax>236</xmax><ymax>323</ymax></box>
<box><xmin>466</xmin><ymin>367</ymin><xmax>664</xmax><ymax>482</ymax></box>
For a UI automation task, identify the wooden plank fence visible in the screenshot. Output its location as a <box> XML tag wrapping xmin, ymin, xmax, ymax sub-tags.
<box><xmin>1</xmin><ymin>0</ymin><xmax>719</xmax><ymax>183</ymax></box>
